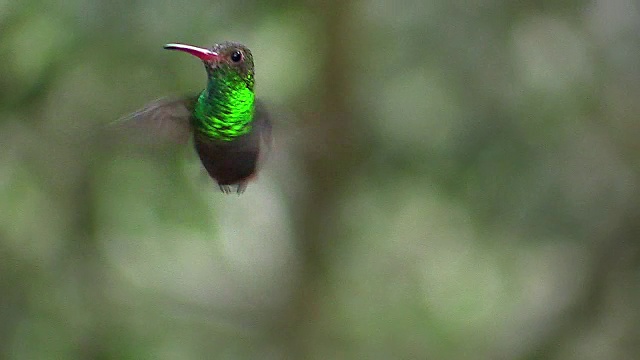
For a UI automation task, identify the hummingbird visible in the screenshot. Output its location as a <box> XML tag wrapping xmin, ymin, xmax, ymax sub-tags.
<box><xmin>122</xmin><ymin>41</ymin><xmax>272</xmax><ymax>194</ymax></box>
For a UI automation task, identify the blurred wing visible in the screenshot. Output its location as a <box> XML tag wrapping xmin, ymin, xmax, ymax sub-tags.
<box><xmin>114</xmin><ymin>96</ymin><xmax>198</xmax><ymax>145</ymax></box>
<box><xmin>255</xmin><ymin>99</ymin><xmax>273</xmax><ymax>152</ymax></box>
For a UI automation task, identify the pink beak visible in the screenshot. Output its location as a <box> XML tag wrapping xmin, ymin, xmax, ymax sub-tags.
<box><xmin>163</xmin><ymin>43</ymin><xmax>220</xmax><ymax>62</ymax></box>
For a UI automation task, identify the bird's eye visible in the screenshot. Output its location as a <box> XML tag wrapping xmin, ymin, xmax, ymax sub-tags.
<box><xmin>230</xmin><ymin>50</ymin><xmax>243</xmax><ymax>63</ymax></box>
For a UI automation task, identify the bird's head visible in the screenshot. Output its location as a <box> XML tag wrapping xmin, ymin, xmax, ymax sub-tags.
<box><xmin>164</xmin><ymin>42</ymin><xmax>255</xmax><ymax>90</ymax></box>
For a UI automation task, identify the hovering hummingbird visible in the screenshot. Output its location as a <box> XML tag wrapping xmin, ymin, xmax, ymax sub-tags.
<box><xmin>122</xmin><ymin>41</ymin><xmax>272</xmax><ymax>194</ymax></box>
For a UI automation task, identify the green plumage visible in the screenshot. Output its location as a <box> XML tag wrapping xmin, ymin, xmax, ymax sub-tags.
<box><xmin>193</xmin><ymin>66</ymin><xmax>255</xmax><ymax>141</ymax></box>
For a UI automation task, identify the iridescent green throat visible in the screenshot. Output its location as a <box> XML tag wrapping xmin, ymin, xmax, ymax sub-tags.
<box><xmin>193</xmin><ymin>67</ymin><xmax>255</xmax><ymax>141</ymax></box>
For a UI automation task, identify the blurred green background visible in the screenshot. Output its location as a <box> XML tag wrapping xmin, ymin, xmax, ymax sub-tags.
<box><xmin>2</xmin><ymin>0</ymin><xmax>640</xmax><ymax>359</ymax></box>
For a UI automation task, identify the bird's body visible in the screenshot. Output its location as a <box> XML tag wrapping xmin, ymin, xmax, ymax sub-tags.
<box><xmin>193</xmin><ymin>99</ymin><xmax>271</xmax><ymax>193</ymax></box>
<box><xmin>122</xmin><ymin>41</ymin><xmax>271</xmax><ymax>194</ymax></box>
